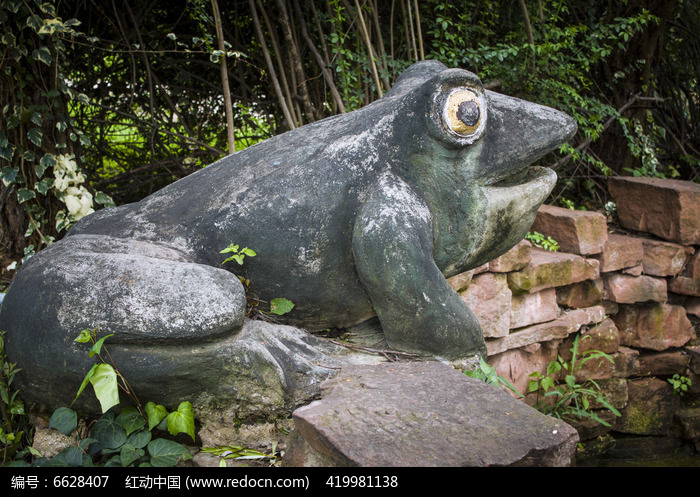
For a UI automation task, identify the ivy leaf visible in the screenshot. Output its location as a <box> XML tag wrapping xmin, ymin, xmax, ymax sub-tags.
<box><xmin>94</xmin><ymin>191</ymin><xmax>115</xmax><ymax>207</ymax></box>
<box><xmin>36</xmin><ymin>153</ymin><xmax>56</xmax><ymax>178</ymax></box>
<box><xmin>27</xmin><ymin>128</ymin><xmax>43</xmax><ymax>147</ymax></box>
<box><xmin>147</xmin><ymin>438</ymin><xmax>192</xmax><ymax>467</ymax></box>
<box><xmin>31</xmin><ymin>46</ymin><xmax>53</xmax><ymax>66</ymax></box>
<box><xmin>91</xmin><ymin>415</ymin><xmax>127</xmax><ymax>450</ymax></box>
<box><xmin>166</xmin><ymin>401</ymin><xmax>195</xmax><ymax>442</ymax></box>
<box><xmin>35</xmin><ymin>177</ymin><xmax>54</xmax><ymax>196</ymax></box>
<box><xmin>17</xmin><ymin>188</ymin><xmax>36</xmax><ymax>203</ymax></box>
<box><xmin>120</xmin><ymin>444</ymin><xmax>145</xmax><ymax>467</ymax></box>
<box><xmin>89</xmin><ymin>364</ymin><xmax>120</xmax><ymax>413</ymax></box>
<box><xmin>116</xmin><ymin>406</ymin><xmax>146</xmax><ymax>436</ymax></box>
<box><xmin>270</xmin><ymin>298</ymin><xmax>294</xmax><ymax>315</ymax></box>
<box><xmin>1</xmin><ymin>166</ymin><xmax>19</xmax><ymax>185</ymax></box>
<box><xmin>145</xmin><ymin>402</ymin><xmax>168</xmax><ymax>431</ymax></box>
<box><xmin>49</xmin><ymin>407</ymin><xmax>78</xmax><ymax>435</ymax></box>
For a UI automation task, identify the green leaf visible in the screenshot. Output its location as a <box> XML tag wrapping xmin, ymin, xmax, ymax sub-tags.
<box><xmin>73</xmin><ymin>363</ymin><xmax>98</xmax><ymax>404</ymax></box>
<box><xmin>166</xmin><ymin>401</ymin><xmax>195</xmax><ymax>442</ymax></box>
<box><xmin>126</xmin><ymin>429</ymin><xmax>152</xmax><ymax>449</ymax></box>
<box><xmin>36</xmin><ymin>153</ymin><xmax>56</xmax><ymax>178</ymax></box>
<box><xmin>1</xmin><ymin>166</ymin><xmax>18</xmax><ymax>185</ymax></box>
<box><xmin>89</xmin><ymin>333</ymin><xmax>114</xmax><ymax>358</ymax></box>
<box><xmin>120</xmin><ymin>443</ymin><xmax>145</xmax><ymax>467</ymax></box>
<box><xmin>35</xmin><ymin>177</ymin><xmax>53</xmax><ymax>195</ymax></box>
<box><xmin>147</xmin><ymin>438</ymin><xmax>192</xmax><ymax>467</ymax></box>
<box><xmin>74</xmin><ymin>329</ymin><xmax>93</xmax><ymax>343</ymax></box>
<box><xmin>116</xmin><ymin>406</ymin><xmax>146</xmax><ymax>436</ymax></box>
<box><xmin>89</xmin><ymin>364</ymin><xmax>120</xmax><ymax>413</ymax></box>
<box><xmin>241</xmin><ymin>247</ymin><xmax>256</xmax><ymax>257</ymax></box>
<box><xmin>270</xmin><ymin>298</ymin><xmax>294</xmax><ymax>315</ymax></box>
<box><xmin>219</xmin><ymin>243</ymin><xmax>239</xmax><ymax>254</ymax></box>
<box><xmin>94</xmin><ymin>191</ymin><xmax>115</xmax><ymax>207</ymax></box>
<box><xmin>31</xmin><ymin>47</ymin><xmax>52</xmax><ymax>66</ymax></box>
<box><xmin>145</xmin><ymin>402</ymin><xmax>168</xmax><ymax>431</ymax></box>
<box><xmin>49</xmin><ymin>407</ymin><xmax>77</xmax><ymax>435</ymax></box>
<box><xmin>27</xmin><ymin>127</ymin><xmax>42</xmax><ymax>147</ymax></box>
<box><xmin>17</xmin><ymin>188</ymin><xmax>36</xmax><ymax>203</ymax></box>
<box><xmin>91</xmin><ymin>415</ymin><xmax>127</xmax><ymax>450</ymax></box>
<box><xmin>59</xmin><ymin>446</ymin><xmax>85</xmax><ymax>466</ymax></box>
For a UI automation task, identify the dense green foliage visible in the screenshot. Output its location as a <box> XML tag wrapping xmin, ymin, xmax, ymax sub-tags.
<box><xmin>1</xmin><ymin>0</ymin><xmax>697</xmax><ymax>277</ymax></box>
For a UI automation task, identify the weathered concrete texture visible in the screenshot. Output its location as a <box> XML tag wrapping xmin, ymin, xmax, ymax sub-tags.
<box><xmin>460</xmin><ymin>273</ymin><xmax>511</xmax><ymax>338</ymax></box>
<box><xmin>641</xmin><ymin>239</ymin><xmax>694</xmax><ymax>277</ymax></box>
<box><xmin>531</xmin><ymin>204</ymin><xmax>608</xmax><ymax>255</ymax></box>
<box><xmin>614</xmin><ymin>377</ymin><xmax>680</xmax><ymax>436</ymax></box>
<box><xmin>594</xmin><ymin>233</ymin><xmax>644</xmax><ymax>273</ymax></box>
<box><xmin>287</xmin><ymin>362</ymin><xmax>579</xmax><ymax>467</ymax></box>
<box><xmin>507</xmin><ymin>249</ymin><xmax>600</xmax><ymax>295</ymax></box>
<box><xmin>485</xmin><ymin>305</ymin><xmax>605</xmax><ymax>356</ymax></box>
<box><xmin>608</xmin><ymin>176</ymin><xmax>700</xmax><ymax>245</ymax></box>
<box><xmin>613</xmin><ymin>303</ymin><xmax>695</xmax><ymax>351</ymax></box>
<box><xmin>603</xmin><ymin>273</ymin><xmax>667</xmax><ymax>304</ymax></box>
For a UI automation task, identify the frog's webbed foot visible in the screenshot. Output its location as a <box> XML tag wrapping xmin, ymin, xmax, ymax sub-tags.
<box><xmin>352</xmin><ymin>175</ymin><xmax>487</xmax><ymax>360</ymax></box>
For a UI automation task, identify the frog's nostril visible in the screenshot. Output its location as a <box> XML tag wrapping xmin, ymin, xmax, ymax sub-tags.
<box><xmin>457</xmin><ymin>100</ymin><xmax>480</xmax><ymax>127</ymax></box>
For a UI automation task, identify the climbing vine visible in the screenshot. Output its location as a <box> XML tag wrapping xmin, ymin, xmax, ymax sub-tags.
<box><xmin>0</xmin><ymin>0</ymin><xmax>114</xmax><ymax>269</ymax></box>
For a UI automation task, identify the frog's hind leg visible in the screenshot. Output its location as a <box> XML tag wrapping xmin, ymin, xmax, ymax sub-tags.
<box><xmin>0</xmin><ymin>234</ymin><xmax>247</xmax><ymax>408</ymax></box>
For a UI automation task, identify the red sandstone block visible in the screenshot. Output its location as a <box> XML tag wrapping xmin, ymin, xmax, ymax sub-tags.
<box><xmin>642</xmin><ymin>238</ymin><xmax>694</xmax><ymax>277</ymax></box>
<box><xmin>608</xmin><ymin>176</ymin><xmax>700</xmax><ymax>245</ymax></box>
<box><xmin>507</xmin><ymin>249</ymin><xmax>600</xmax><ymax>294</ymax></box>
<box><xmin>603</xmin><ymin>273</ymin><xmax>667</xmax><ymax>304</ymax></box>
<box><xmin>613</xmin><ymin>303</ymin><xmax>695</xmax><ymax>351</ymax></box>
<box><xmin>488</xmin><ymin>239</ymin><xmax>531</xmax><ymax>273</ymax></box>
<box><xmin>556</xmin><ymin>279</ymin><xmax>604</xmax><ymax>309</ymax></box>
<box><xmin>460</xmin><ymin>273</ymin><xmax>511</xmax><ymax>338</ymax></box>
<box><xmin>510</xmin><ymin>289</ymin><xmax>560</xmax><ymax>329</ymax></box>
<box><xmin>530</xmin><ymin>204</ymin><xmax>608</xmax><ymax>255</ymax></box>
<box><xmin>594</xmin><ymin>233</ymin><xmax>644</xmax><ymax>273</ymax></box>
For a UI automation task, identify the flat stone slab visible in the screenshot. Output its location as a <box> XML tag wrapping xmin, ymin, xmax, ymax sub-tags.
<box><xmin>288</xmin><ymin>362</ymin><xmax>578</xmax><ymax>467</ymax></box>
<box><xmin>507</xmin><ymin>249</ymin><xmax>600</xmax><ymax>294</ymax></box>
<box><xmin>594</xmin><ymin>233</ymin><xmax>644</xmax><ymax>273</ymax></box>
<box><xmin>603</xmin><ymin>273</ymin><xmax>667</xmax><ymax>304</ymax></box>
<box><xmin>531</xmin><ymin>204</ymin><xmax>608</xmax><ymax>255</ymax></box>
<box><xmin>486</xmin><ymin>305</ymin><xmax>605</xmax><ymax>356</ymax></box>
<box><xmin>608</xmin><ymin>176</ymin><xmax>700</xmax><ymax>245</ymax></box>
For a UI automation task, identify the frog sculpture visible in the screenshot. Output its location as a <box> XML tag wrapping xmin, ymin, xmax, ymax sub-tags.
<box><xmin>0</xmin><ymin>60</ymin><xmax>575</xmax><ymax>411</ymax></box>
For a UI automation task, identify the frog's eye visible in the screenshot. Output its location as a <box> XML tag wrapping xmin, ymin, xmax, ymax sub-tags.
<box><xmin>443</xmin><ymin>89</ymin><xmax>484</xmax><ymax>137</ymax></box>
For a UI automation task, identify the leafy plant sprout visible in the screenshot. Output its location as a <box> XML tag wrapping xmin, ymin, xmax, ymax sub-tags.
<box><xmin>527</xmin><ymin>333</ymin><xmax>621</xmax><ymax>427</ymax></box>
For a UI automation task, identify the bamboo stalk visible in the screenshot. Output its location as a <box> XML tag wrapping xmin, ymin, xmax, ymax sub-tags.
<box><xmin>249</xmin><ymin>0</ymin><xmax>297</xmax><ymax>130</ymax></box>
<box><xmin>211</xmin><ymin>0</ymin><xmax>236</xmax><ymax>153</ymax></box>
<box><xmin>276</xmin><ymin>0</ymin><xmax>317</xmax><ymax>121</ymax></box>
<box><xmin>354</xmin><ymin>0</ymin><xmax>383</xmax><ymax>98</ymax></box>
<box><xmin>292</xmin><ymin>0</ymin><xmax>346</xmax><ymax>113</ymax></box>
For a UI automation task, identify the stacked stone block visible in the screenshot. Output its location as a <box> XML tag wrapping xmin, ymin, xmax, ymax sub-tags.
<box><xmin>448</xmin><ymin>176</ymin><xmax>700</xmax><ymax>449</ymax></box>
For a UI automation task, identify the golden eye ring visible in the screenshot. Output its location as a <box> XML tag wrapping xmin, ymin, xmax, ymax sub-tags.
<box><xmin>443</xmin><ymin>89</ymin><xmax>484</xmax><ymax>137</ymax></box>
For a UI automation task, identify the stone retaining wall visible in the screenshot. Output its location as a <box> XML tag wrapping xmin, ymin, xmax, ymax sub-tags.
<box><xmin>447</xmin><ymin>176</ymin><xmax>700</xmax><ymax>447</ymax></box>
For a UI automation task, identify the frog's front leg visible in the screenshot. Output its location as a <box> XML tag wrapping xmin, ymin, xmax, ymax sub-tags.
<box><xmin>352</xmin><ymin>175</ymin><xmax>487</xmax><ymax>360</ymax></box>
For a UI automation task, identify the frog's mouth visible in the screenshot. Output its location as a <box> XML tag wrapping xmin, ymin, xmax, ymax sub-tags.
<box><xmin>468</xmin><ymin>167</ymin><xmax>557</xmax><ymax>268</ymax></box>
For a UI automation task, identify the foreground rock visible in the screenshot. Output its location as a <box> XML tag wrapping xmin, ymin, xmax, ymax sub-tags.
<box><xmin>286</xmin><ymin>362</ymin><xmax>579</xmax><ymax>467</ymax></box>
